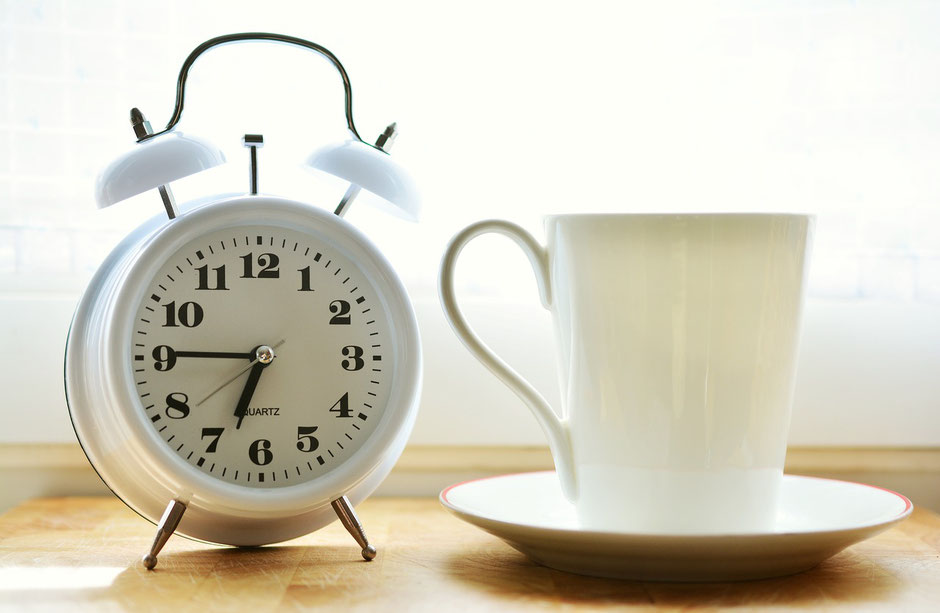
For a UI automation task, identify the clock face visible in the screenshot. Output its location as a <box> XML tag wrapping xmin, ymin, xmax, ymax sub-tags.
<box><xmin>130</xmin><ymin>224</ymin><xmax>392</xmax><ymax>488</ymax></box>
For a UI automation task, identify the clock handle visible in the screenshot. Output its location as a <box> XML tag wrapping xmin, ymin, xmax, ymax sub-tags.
<box><xmin>138</xmin><ymin>33</ymin><xmax>369</xmax><ymax>145</ymax></box>
<box><xmin>439</xmin><ymin>220</ymin><xmax>578</xmax><ymax>503</ymax></box>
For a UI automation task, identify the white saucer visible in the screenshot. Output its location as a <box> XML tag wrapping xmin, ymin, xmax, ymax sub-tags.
<box><xmin>440</xmin><ymin>471</ymin><xmax>912</xmax><ymax>582</ymax></box>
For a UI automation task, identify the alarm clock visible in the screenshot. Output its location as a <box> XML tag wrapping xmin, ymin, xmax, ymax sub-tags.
<box><xmin>64</xmin><ymin>33</ymin><xmax>422</xmax><ymax>569</ymax></box>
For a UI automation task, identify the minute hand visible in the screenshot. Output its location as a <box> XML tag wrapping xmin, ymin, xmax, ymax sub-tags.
<box><xmin>176</xmin><ymin>350</ymin><xmax>253</xmax><ymax>359</ymax></box>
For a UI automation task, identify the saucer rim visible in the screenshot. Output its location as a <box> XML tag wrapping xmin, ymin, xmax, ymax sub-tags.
<box><xmin>439</xmin><ymin>470</ymin><xmax>913</xmax><ymax>539</ymax></box>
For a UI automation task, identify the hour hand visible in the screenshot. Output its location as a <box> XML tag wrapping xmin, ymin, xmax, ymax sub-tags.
<box><xmin>234</xmin><ymin>361</ymin><xmax>267</xmax><ymax>430</ymax></box>
<box><xmin>232</xmin><ymin>344</ymin><xmax>278</xmax><ymax>428</ymax></box>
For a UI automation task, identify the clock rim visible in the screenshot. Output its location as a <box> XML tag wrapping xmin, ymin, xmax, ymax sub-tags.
<box><xmin>66</xmin><ymin>195</ymin><xmax>421</xmax><ymax>540</ymax></box>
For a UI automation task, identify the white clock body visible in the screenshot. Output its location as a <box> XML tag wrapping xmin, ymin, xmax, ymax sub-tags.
<box><xmin>65</xmin><ymin>195</ymin><xmax>421</xmax><ymax>546</ymax></box>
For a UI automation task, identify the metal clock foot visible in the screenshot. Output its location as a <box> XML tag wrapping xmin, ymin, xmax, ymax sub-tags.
<box><xmin>142</xmin><ymin>499</ymin><xmax>187</xmax><ymax>570</ymax></box>
<box><xmin>331</xmin><ymin>496</ymin><xmax>377</xmax><ymax>560</ymax></box>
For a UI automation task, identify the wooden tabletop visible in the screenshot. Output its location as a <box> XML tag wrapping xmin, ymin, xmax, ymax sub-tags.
<box><xmin>0</xmin><ymin>497</ymin><xmax>937</xmax><ymax>612</ymax></box>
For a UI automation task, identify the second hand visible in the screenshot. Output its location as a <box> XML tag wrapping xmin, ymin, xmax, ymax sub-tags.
<box><xmin>195</xmin><ymin>339</ymin><xmax>286</xmax><ymax>406</ymax></box>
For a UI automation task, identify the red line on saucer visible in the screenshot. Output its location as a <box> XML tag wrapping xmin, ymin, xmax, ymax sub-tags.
<box><xmin>440</xmin><ymin>471</ymin><xmax>552</xmax><ymax>504</ymax></box>
<box><xmin>442</xmin><ymin>472</ymin><xmax>914</xmax><ymax>520</ymax></box>
<box><xmin>792</xmin><ymin>473</ymin><xmax>913</xmax><ymax>516</ymax></box>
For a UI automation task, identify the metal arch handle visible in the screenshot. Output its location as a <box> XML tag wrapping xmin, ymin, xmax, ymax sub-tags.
<box><xmin>140</xmin><ymin>32</ymin><xmax>366</xmax><ymax>144</ymax></box>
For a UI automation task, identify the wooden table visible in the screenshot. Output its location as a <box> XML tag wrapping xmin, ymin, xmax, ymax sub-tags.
<box><xmin>0</xmin><ymin>497</ymin><xmax>937</xmax><ymax>612</ymax></box>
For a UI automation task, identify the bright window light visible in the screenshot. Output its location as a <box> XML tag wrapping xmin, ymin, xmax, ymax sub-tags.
<box><xmin>0</xmin><ymin>0</ymin><xmax>938</xmax><ymax>303</ymax></box>
<box><xmin>0</xmin><ymin>566</ymin><xmax>123</xmax><ymax>591</ymax></box>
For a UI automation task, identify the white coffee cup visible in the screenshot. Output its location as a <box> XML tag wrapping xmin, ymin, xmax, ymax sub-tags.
<box><xmin>440</xmin><ymin>213</ymin><xmax>814</xmax><ymax>533</ymax></box>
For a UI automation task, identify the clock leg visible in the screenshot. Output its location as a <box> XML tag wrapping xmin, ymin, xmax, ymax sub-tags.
<box><xmin>141</xmin><ymin>499</ymin><xmax>187</xmax><ymax>570</ymax></box>
<box><xmin>331</xmin><ymin>496</ymin><xmax>377</xmax><ymax>561</ymax></box>
<box><xmin>129</xmin><ymin>108</ymin><xmax>179</xmax><ymax>220</ymax></box>
<box><xmin>334</xmin><ymin>122</ymin><xmax>398</xmax><ymax>217</ymax></box>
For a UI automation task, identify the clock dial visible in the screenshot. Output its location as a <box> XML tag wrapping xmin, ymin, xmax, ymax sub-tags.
<box><xmin>131</xmin><ymin>225</ymin><xmax>392</xmax><ymax>488</ymax></box>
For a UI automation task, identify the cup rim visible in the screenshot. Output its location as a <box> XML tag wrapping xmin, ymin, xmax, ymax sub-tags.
<box><xmin>544</xmin><ymin>212</ymin><xmax>813</xmax><ymax>222</ymax></box>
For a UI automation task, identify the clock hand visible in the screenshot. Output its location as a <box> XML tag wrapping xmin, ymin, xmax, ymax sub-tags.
<box><xmin>174</xmin><ymin>350</ymin><xmax>254</xmax><ymax>360</ymax></box>
<box><xmin>234</xmin><ymin>360</ymin><xmax>267</xmax><ymax>430</ymax></box>
<box><xmin>194</xmin><ymin>340</ymin><xmax>285</xmax><ymax>407</ymax></box>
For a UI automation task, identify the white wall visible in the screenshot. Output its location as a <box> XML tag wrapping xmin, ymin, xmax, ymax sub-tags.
<box><xmin>3</xmin><ymin>293</ymin><xmax>938</xmax><ymax>448</ymax></box>
<box><xmin>1</xmin><ymin>1</ymin><xmax>939</xmax><ymax>452</ymax></box>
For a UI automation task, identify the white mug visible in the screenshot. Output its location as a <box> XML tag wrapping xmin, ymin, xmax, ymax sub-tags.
<box><xmin>439</xmin><ymin>213</ymin><xmax>814</xmax><ymax>533</ymax></box>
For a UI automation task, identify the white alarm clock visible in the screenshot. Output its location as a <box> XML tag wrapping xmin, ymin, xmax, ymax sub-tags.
<box><xmin>64</xmin><ymin>33</ymin><xmax>422</xmax><ymax>569</ymax></box>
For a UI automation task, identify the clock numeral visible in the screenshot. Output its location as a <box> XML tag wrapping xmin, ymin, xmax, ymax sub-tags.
<box><xmin>296</xmin><ymin>426</ymin><xmax>320</xmax><ymax>452</ymax></box>
<box><xmin>329</xmin><ymin>392</ymin><xmax>353</xmax><ymax>418</ymax></box>
<box><xmin>341</xmin><ymin>345</ymin><xmax>364</xmax><ymax>371</ymax></box>
<box><xmin>162</xmin><ymin>301</ymin><xmax>204</xmax><ymax>328</ymax></box>
<box><xmin>201</xmin><ymin>427</ymin><xmax>224</xmax><ymax>453</ymax></box>
<box><xmin>240</xmin><ymin>252</ymin><xmax>280</xmax><ymax>279</ymax></box>
<box><xmin>165</xmin><ymin>392</ymin><xmax>190</xmax><ymax>419</ymax></box>
<box><xmin>329</xmin><ymin>300</ymin><xmax>351</xmax><ymax>325</ymax></box>
<box><xmin>196</xmin><ymin>264</ymin><xmax>228</xmax><ymax>290</ymax></box>
<box><xmin>152</xmin><ymin>345</ymin><xmax>177</xmax><ymax>371</ymax></box>
<box><xmin>297</xmin><ymin>266</ymin><xmax>314</xmax><ymax>291</ymax></box>
<box><xmin>249</xmin><ymin>439</ymin><xmax>273</xmax><ymax>465</ymax></box>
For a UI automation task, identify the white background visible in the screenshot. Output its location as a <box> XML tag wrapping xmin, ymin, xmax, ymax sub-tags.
<box><xmin>1</xmin><ymin>0</ymin><xmax>939</xmax><ymax>449</ymax></box>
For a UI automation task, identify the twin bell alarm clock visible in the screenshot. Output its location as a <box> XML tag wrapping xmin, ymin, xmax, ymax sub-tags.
<box><xmin>64</xmin><ymin>33</ymin><xmax>422</xmax><ymax>569</ymax></box>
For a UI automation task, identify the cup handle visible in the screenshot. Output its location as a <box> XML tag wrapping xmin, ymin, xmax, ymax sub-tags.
<box><xmin>439</xmin><ymin>220</ymin><xmax>577</xmax><ymax>502</ymax></box>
